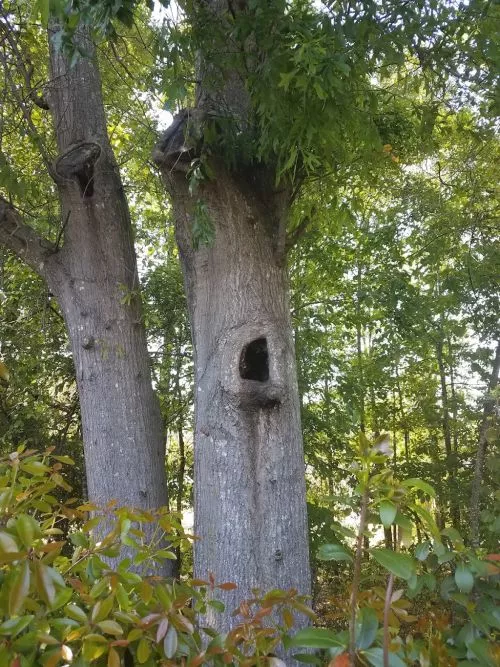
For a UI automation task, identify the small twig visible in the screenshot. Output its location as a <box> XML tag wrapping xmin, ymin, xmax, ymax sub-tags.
<box><xmin>54</xmin><ymin>209</ymin><xmax>70</xmax><ymax>251</ymax></box>
<box><xmin>349</xmin><ymin>482</ymin><xmax>369</xmax><ymax>665</ymax></box>
<box><xmin>285</xmin><ymin>212</ymin><xmax>314</xmax><ymax>253</ymax></box>
<box><xmin>437</xmin><ymin>161</ymin><xmax>453</xmax><ymax>188</ymax></box>
<box><xmin>383</xmin><ymin>574</ymin><xmax>394</xmax><ymax>667</ymax></box>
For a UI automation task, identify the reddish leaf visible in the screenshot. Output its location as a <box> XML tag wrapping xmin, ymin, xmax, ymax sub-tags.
<box><xmin>9</xmin><ymin>560</ymin><xmax>30</xmax><ymax>616</ymax></box>
<box><xmin>217</xmin><ymin>582</ymin><xmax>237</xmax><ymax>591</ymax></box>
<box><xmin>156</xmin><ymin>617</ymin><xmax>169</xmax><ymax>643</ymax></box>
<box><xmin>108</xmin><ymin>647</ymin><xmax>120</xmax><ymax>667</ymax></box>
<box><xmin>191</xmin><ymin>579</ymin><xmax>209</xmax><ymax>587</ymax></box>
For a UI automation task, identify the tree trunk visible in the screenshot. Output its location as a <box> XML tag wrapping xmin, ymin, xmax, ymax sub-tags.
<box><xmin>436</xmin><ymin>336</ymin><xmax>460</xmax><ymax>528</ymax></box>
<box><xmin>395</xmin><ymin>364</ymin><xmax>410</xmax><ymax>463</ymax></box>
<box><xmin>356</xmin><ymin>263</ymin><xmax>366</xmax><ymax>434</ymax></box>
<box><xmin>174</xmin><ymin>335</ymin><xmax>187</xmax><ymax>576</ymax></box>
<box><xmin>47</xmin><ymin>31</ymin><xmax>170</xmax><ymax>520</ymax></box>
<box><xmin>0</xmin><ymin>22</ymin><xmax>170</xmax><ymax>553</ymax></box>
<box><xmin>469</xmin><ymin>340</ymin><xmax>500</xmax><ymax>546</ymax></box>
<box><xmin>447</xmin><ymin>337</ymin><xmax>459</xmax><ymax>453</ymax></box>
<box><xmin>157</xmin><ymin>147</ymin><xmax>310</xmax><ymax>630</ymax></box>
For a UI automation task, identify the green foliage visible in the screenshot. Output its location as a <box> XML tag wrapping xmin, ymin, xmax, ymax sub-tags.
<box><xmin>0</xmin><ymin>447</ymin><xmax>312</xmax><ymax>665</ymax></box>
<box><xmin>298</xmin><ymin>433</ymin><xmax>500</xmax><ymax>666</ymax></box>
<box><xmin>31</xmin><ymin>0</ymin><xmax>499</xmax><ymax>185</ymax></box>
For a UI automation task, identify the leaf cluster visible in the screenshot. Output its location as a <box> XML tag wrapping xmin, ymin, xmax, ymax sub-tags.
<box><xmin>0</xmin><ymin>447</ymin><xmax>312</xmax><ymax>666</ymax></box>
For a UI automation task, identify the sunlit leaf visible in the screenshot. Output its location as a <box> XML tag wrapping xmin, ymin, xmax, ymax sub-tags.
<box><xmin>9</xmin><ymin>560</ymin><xmax>31</xmax><ymax>616</ymax></box>
<box><xmin>379</xmin><ymin>500</ymin><xmax>397</xmax><ymax>528</ymax></box>
<box><xmin>370</xmin><ymin>549</ymin><xmax>416</xmax><ymax>580</ymax></box>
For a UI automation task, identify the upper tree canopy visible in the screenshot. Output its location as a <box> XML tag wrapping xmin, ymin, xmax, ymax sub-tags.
<box><xmin>32</xmin><ymin>0</ymin><xmax>499</xmax><ymax>184</ymax></box>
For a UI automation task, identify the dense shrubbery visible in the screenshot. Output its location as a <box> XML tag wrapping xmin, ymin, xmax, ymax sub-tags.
<box><xmin>0</xmin><ymin>442</ymin><xmax>498</xmax><ymax>666</ymax></box>
<box><xmin>0</xmin><ymin>447</ymin><xmax>310</xmax><ymax>666</ymax></box>
<box><xmin>302</xmin><ymin>433</ymin><xmax>500</xmax><ymax>666</ymax></box>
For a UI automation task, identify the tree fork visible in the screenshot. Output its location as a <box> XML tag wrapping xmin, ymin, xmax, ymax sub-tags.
<box><xmin>0</xmin><ymin>19</ymin><xmax>171</xmax><ymax>570</ymax></box>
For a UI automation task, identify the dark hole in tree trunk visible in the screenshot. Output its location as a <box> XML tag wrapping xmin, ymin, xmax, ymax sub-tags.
<box><xmin>77</xmin><ymin>167</ymin><xmax>94</xmax><ymax>197</ymax></box>
<box><xmin>239</xmin><ymin>337</ymin><xmax>269</xmax><ymax>382</ymax></box>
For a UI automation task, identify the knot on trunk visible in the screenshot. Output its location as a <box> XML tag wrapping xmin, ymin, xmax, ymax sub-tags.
<box><xmin>55</xmin><ymin>141</ymin><xmax>101</xmax><ymax>197</ymax></box>
<box><xmin>233</xmin><ymin>381</ymin><xmax>283</xmax><ymax>410</ymax></box>
<box><xmin>153</xmin><ymin>108</ymin><xmax>204</xmax><ymax>173</ymax></box>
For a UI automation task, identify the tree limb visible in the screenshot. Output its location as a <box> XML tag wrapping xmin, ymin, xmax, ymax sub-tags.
<box><xmin>285</xmin><ymin>207</ymin><xmax>316</xmax><ymax>253</ymax></box>
<box><xmin>0</xmin><ymin>196</ymin><xmax>58</xmax><ymax>280</ymax></box>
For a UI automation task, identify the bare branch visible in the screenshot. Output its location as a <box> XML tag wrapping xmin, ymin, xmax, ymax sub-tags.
<box><xmin>0</xmin><ymin>196</ymin><xmax>58</xmax><ymax>279</ymax></box>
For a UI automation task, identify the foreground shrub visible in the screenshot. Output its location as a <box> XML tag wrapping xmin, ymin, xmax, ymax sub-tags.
<box><xmin>0</xmin><ymin>447</ymin><xmax>310</xmax><ymax>666</ymax></box>
<box><xmin>301</xmin><ymin>433</ymin><xmax>500</xmax><ymax>666</ymax></box>
<box><xmin>1</xmin><ymin>443</ymin><xmax>497</xmax><ymax>666</ymax></box>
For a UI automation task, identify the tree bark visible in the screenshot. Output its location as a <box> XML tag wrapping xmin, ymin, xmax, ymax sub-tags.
<box><xmin>469</xmin><ymin>340</ymin><xmax>500</xmax><ymax>546</ymax></box>
<box><xmin>0</xmin><ymin>21</ymin><xmax>170</xmax><ymax>554</ymax></box>
<box><xmin>436</xmin><ymin>335</ymin><xmax>460</xmax><ymax>528</ymax></box>
<box><xmin>156</xmin><ymin>145</ymin><xmax>311</xmax><ymax>631</ymax></box>
<box><xmin>154</xmin><ymin>0</ymin><xmax>311</xmax><ymax>635</ymax></box>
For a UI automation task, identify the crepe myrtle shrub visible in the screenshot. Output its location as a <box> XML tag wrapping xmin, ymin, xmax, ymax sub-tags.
<box><xmin>0</xmin><ymin>447</ymin><xmax>315</xmax><ymax>666</ymax></box>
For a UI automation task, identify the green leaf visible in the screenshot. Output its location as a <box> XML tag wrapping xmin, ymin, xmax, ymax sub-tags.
<box><xmin>15</xmin><ymin>514</ymin><xmax>40</xmax><ymax>548</ymax></box>
<box><xmin>34</xmin><ymin>561</ymin><xmax>56</xmax><ymax>606</ymax></box>
<box><xmin>34</xmin><ymin>0</ymin><xmax>50</xmax><ymax>25</ymax></box>
<box><xmin>97</xmin><ymin>620</ymin><xmax>123</xmax><ymax>636</ymax></box>
<box><xmin>356</xmin><ymin>607</ymin><xmax>378</xmax><ymax>650</ymax></box>
<box><xmin>363</xmin><ymin>647</ymin><xmax>406</xmax><ymax>667</ymax></box>
<box><xmin>66</xmin><ymin>604</ymin><xmax>88</xmax><ymax>623</ymax></box>
<box><xmin>279</xmin><ymin>70</ymin><xmax>297</xmax><ymax>91</ymax></box>
<box><xmin>469</xmin><ymin>638</ymin><xmax>497</xmax><ymax>666</ymax></box>
<box><xmin>9</xmin><ymin>560</ymin><xmax>31</xmax><ymax>616</ymax></box>
<box><xmin>379</xmin><ymin>500</ymin><xmax>397</xmax><ymax>528</ymax></box>
<box><xmin>317</xmin><ymin>543</ymin><xmax>353</xmax><ymax>562</ymax></box>
<box><xmin>412</xmin><ymin>505</ymin><xmax>440</xmax><ymax>538</ymax></box>
<box><xmin>292</xmin><ymin>655</ymin><xmax>323</xmax><ymax>665</ymax></box>
<box><xmin>0</xmin><ymin>615</ymin><xmax>34</xmax><ymax>637</ymax></box>
<box><xmin>441</xmin><ymin>526</ymin><xmax>464</xmax><ymax>546</ymax></box>
<box><xmin>370</xmin><ymin>549</ymin><xmax>416</xmax><ymax>580</ymax></box>
<box><xmin>289</xmin><ymin>627</ymin><xmax>345</xmax><ymax>649</ymax></box>
<box><xmin>0</xmin><ymin>531</ymin><xmax>20</xmax><ymax>559</ymax></box>
<box><xmin>402</xmin><ymin>478</ymin><xmax>436</xmax><ymax>497</ymax></box>
<box><xmin>52</xmin><ymin>455</ymin><xmax>75</xmax><ymax>465</ymax></box>
<box><xmin>415</xmin><ymin>542</ymin><xmax>431</xmax><ymax>561</ymax></box>
<box><xmin>455</xmin><ymin>563</ymin><xmax>474</xmax><ymax>593</ymax></box>
<box><xmin>163</xmin><ymin>624</ymin><xmax>178</xmax><ymax>659</ymax></box>
<box><xmin>20</xmin><ymin>461</ymin><xmax>51</xmax><ymax>476</ymax></box>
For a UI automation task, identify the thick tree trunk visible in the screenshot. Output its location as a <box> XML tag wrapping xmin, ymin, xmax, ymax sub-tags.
<box><xmin>469</xmin><ymin>340</ymin><xmax>500</xmax><ymax>546</ymax></box>
<box><xmin>46</xmin><ymin>31</ymin><xmax>169</xmax><ymax>520</ymax></box>
<box><xmin>0</xmin><ymin>22</ymin><xmax>170</xmax><ymax>553</ymax></box>
<box><xmin>157</xmin><ymin>150</ymin><xmax>311</xmax><ymax>631</ymax></box>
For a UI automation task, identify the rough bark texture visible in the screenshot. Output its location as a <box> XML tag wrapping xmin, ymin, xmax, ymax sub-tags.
<box><xmin>0</xmin><ymin>24</ymin><xmax>170</xmax><ymax>555</ymax></box>
<box><xmin>157</xmin><ymin>140</ymin><xmax>311</xmax><ymax>631</ymax></box>
<box><xmin>46</xmin><ymin>31</ymin><xmax>169</xmax><ymax>517</ymax></box>
<box><xmin>155</xmin><ymin>0</ymin><xmax>311</xmax><ymax>635</ymax></box>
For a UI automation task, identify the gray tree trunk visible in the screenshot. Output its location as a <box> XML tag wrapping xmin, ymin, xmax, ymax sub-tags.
<box><xmin>0</xmin><ymin>22</ymin><xmax>170</xmax><ymax>553</ymax></box>
<box><xmin>156</xmin><ymin>145</ymin><xmax>311</xmax><ymax>632</ymax></box>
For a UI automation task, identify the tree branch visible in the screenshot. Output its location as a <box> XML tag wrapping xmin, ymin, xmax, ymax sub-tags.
<box><xmin>285</xmin><ymin>207</ymin><xmax>316</xmax><ymax>253</ymax></box>
<box><xmin>0</xmin><ymin>196</ymin><xmax>58</xmax><ymax>280</ymax></box>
